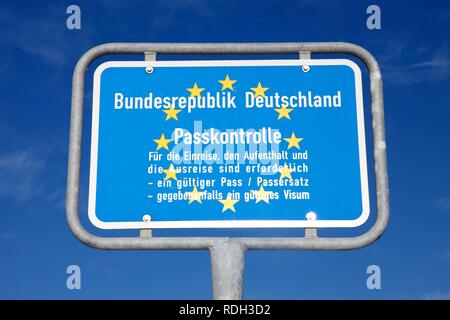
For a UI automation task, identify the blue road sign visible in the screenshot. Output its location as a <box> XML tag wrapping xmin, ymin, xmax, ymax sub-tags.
<box><xmin>89</xmin><ymin>59</ymin><xmax>369</xmax><ymax>229</ymax></box>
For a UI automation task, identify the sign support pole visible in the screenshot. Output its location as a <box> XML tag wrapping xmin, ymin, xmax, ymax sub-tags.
<box><xmin>210</xmin><ymin>240</ymin><xmax>245</xmax><ymax>300</ymax></box>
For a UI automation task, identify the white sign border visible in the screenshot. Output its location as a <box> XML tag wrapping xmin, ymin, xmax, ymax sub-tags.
<box><xmin>89</xmin><ymin>59</ymin><xmax>369</xmax><ymax>229</ymax></box>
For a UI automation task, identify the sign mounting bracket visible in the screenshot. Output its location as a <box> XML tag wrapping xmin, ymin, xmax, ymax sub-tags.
<box><xmin>139</xmin><ymin>51</ymin><xmax>157</xmax><ymax>239</ymax></box>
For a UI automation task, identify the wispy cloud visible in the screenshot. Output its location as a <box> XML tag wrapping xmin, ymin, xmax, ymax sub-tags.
<box><xmin>0</xmin><ymin>5</ymin><xmax>92</xmax><ymax>67</ymax></box>
<box><xmin>297</xmin><ymin>0</ymin><xmax>338</xmax><ymax>9</ymax></box>
<box><xmin>0</xmin><ymin>144</ymin><xmax>66</xmax><ymax>210</ymax></box>
<box><xmin>379</xmin><ymin>42</ymin><xmax>406</xmax><ymax>65</ymax></box>
<box><xmin>0</xmin><ymin>232</ymin><xmax>17</xmax><ymax>240</ymax></box>
<box><xmin>441</xmin><ymin>250</ymin><xmax>450</xmax><ymax>262</ymax></box>
<box><xmin>409</xmin><ymin>43</ymin><xmax>450</xmax><ymax>77</ymax></box>
<box><xmin>0</xmin><ymin>58</ymin><xmax>11</xmax><ymax>75</ymax></box>
<box><xmin>0</xmin><ymin>149</ymin><xmax>47</xmax><ymax>202</ymax></box>
<box><xmin>150</xmin><ymin>0</ymin><xmax>215</xmax><ymax>31</ymax></box>
<box><xmin>435</xmin><ymin>197</ymin><xmax>450</xmax><ymax>210</ymax></box>
<box><xmin>380</xmin><ymin>41</ymin><xmax>450</xmax><ymax>84</ymax></box>
<box><xmin>423</xmin><ymin>291</ymin><xmax>450</xmax><ymax>300</ymax></box>
<box><xmin>96</xmin><ymin>0</ymin><xmax>216</xmax><ymax>31</ymax></box>
<box><xmin>430</xmin><ymin>6</ymin><xmax>450</xmax><ymax>23</ymax></box>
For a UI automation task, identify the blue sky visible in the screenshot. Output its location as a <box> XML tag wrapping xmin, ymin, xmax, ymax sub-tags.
<box><xmin>1</xmin><ymin>0</ymin><xmax>450</xmax><ymax>299</ymax></box>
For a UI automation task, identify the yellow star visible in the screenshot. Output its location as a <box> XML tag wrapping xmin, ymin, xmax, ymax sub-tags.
<box><xmin>275</xmin><ymin>105</ymin><xmax>293</xmax><ymax>120</ymax></box>
<box><xmin>186</xmin><ymin>186</ymin><xmax>204</xmax><ymax>204</ymax></box>
<box><xmin>187</xmin><ymin>82</ymin><xmax>205</xmax><ymax>97</ymax></box>
<box><xmin>153</xmin><ymin>133</ymin><xmax>172</xmax><ymax>151</ymax></box>
<box><xmin>162</xmin><ymin>164</ymin><xmax>178</xmax><ymax>181</ymax></box>
<box><xmin>218</xmin><ymin>75</ymin><xmax>237</xmax><ymax>91</ymax></box>
<box><xmin>163</xmin><ymin>105</ymin><xmax>181</xmax><ymax>121</ymax></box>
<box><xmin>279</xmin><ymin>163</ymin><xmax>293</xmax><ymax>180</ymax></box>
<box><xmin>250</xmin><ymin>82</ymin><xmax>269</xmax><ymax>97</ymax></box>
<box><xmin>284</xmin><ymin>132</ymin><xmax>303</xmax><ymax>150</ymax></box>
<box><xmin>255</xmin><ymin>186</ymin><xmax>271</xmax><ymax>204</ymax></box>
<box><xmin>218</xmin><ymin>195</ymin><xmax>239</xmax><ymax>213</ymax></box>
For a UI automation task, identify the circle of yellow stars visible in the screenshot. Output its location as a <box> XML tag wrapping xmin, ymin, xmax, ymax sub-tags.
<box><xmin>149</xmin><ymin>74</ymin><xmax>306</xmax><ymax>214</ymax></box>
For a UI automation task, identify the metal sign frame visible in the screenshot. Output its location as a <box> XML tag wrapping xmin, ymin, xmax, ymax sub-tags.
<box><xmin>66</xmin><ymin>42</ymin><xmax>389</xmax><ymax>300</ymax></box>
<box><xmin>89</xmin><ymin>58</ymin><xmax>370</xmax><ymax>229</ymax></box>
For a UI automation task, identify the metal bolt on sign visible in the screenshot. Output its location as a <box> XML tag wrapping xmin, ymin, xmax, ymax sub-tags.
<box><xmin>66</xmin><ymin>42</ymin><xmax>389</xmax><ymax>300</ymax></box>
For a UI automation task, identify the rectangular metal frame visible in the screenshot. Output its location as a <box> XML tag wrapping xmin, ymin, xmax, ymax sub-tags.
<box><xmin>66</xmin><ymin>42</ymin><xmax>389</xmax><ymax>299</ymax></box>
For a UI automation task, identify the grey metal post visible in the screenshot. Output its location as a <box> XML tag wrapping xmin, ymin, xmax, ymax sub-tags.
<box><xmin>210</xmin><ymin>240</ymin><xmax>245</xmax><ymax>300</ymax></box>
